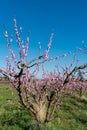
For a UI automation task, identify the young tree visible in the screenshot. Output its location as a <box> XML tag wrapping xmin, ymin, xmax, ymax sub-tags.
<box><xmin>0</xmin><ymin>19</ymin><xmax>87</xmax><ymax>124</ymax></box>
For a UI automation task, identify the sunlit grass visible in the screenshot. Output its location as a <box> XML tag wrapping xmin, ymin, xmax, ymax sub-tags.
<box><xmin>0</xmin><ymin>84</ymin><xmax>87</xmax><ymax>130</ymax></box>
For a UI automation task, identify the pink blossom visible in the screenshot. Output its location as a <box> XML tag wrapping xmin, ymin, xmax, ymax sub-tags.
<box><xmin>44</xmin><ymin>50</ymin><xmax>48</xmax><ymax>59</ymax></box>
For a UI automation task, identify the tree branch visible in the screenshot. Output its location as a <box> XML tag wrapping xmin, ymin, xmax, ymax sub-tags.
<box><xmin>64</xmin><ymin>63</ymin><xmax>87</xmax><ymax>84</ymax></box>
<box><xmin>0</xmin><ymin>68</ymin><xmax>13</xmax><ymax>78</ymax></box>
<box><xmin>26</xmin><ymin>55</ymin><xmax>44</xmax><ymax>66</ymax></box>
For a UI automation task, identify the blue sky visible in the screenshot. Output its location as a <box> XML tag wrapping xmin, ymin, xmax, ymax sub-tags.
<box><xmin>0</xmin><ymin>0</ymin><xmax>87</xmax><ymax>73</ymax></box>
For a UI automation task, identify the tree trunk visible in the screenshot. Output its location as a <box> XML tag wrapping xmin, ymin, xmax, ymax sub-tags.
<box><xmin>34</xmin><ymin>101</ymin><xmax>46</xmax><ymax>123</ymax></box>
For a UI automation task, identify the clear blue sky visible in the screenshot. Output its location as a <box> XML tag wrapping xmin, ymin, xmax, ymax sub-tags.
<box><xmin>0</xmin><ymin>0</ymin><xmax>87</xmax><ymax>73</ymax></box>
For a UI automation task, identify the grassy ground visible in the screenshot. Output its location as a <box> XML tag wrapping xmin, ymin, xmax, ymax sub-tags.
<box><xmin>0</xmin><ymin>84</ymin><xmax>87</xmax><ymax>130</ymax></box>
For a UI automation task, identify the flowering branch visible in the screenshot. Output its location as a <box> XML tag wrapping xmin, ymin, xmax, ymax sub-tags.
<box><xmin>0</xmin><ymin>19</ymin><xmax>87</xmax><ymax>124</ymax></box>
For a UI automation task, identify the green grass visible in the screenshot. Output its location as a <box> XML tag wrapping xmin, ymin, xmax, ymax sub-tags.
<box><xmin>0</xmin><ymin>84</ymin><xmax>87</xmax><ymax>130</ymax></box>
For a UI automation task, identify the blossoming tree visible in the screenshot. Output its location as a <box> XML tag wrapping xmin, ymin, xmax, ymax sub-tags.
<box><xmin>0</xmin><ymin>19</ymin><xmax>87</xmax><ymax>123</ymax></box>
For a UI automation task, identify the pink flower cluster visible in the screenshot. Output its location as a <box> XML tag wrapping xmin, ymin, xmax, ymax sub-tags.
<box><xmin>44</xmin><ymin>33</ymin><xmax>54</xmax><ymax>59</ymax></box>
<box><xmin>3</xmin><ymin>19</ymin><xmax>87</xmax><ymax>112</ymax></box>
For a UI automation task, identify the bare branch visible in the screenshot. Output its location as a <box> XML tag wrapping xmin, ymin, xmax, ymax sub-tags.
<box><xmin>26</xmin><ymin>55</ymin><xmax>44</xmax><ymax>66</ymax></box>
<box><xmin>69</xmin><ymin>63</ymin><xmax>87</xmax><ymax>76</ymax></box>
<box><xmin>0</xmin><ymin>68</ymin><xmax>12</xmax><ymax>78</ymax></box>
<box><xmin>64</xmin><ymin>63</ymin><xmax>87</xmax><ymax>84</ymax></box>
<box><xmin>28</xmin><ymin>59</ymin><xmax>47</xmax><ymax>68</ymax></box>
<box><xmin>26</xmin><ymin>52</ymin><xmax>71</xmax><ymax>68</ymax></box>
